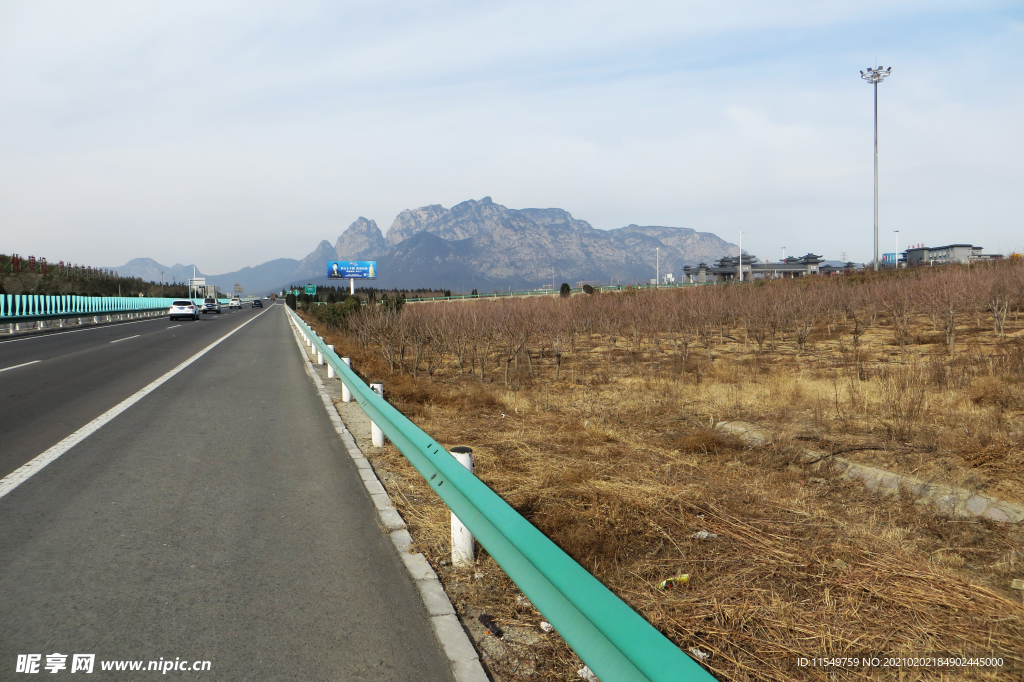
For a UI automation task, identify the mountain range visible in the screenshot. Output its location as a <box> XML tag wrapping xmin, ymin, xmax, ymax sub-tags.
<box><xmin>107</xmin><ymin>197</ymin><xmax>739</xmax><ymax>294</ymax></box>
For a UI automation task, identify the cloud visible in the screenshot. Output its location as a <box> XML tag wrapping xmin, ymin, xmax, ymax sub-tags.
<box><xmin>0</xmin><ymin>1</ymin><xmax>1021</xmax><ymax>272</ymax></box>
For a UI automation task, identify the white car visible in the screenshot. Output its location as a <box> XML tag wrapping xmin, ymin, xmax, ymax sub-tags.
<box><xmin>229</xmin><ymin>298</ymin><xmax>242</xmax><ymax>310</ymax></box>
<box><xmin>168</xmin><ymin>300</ymin><xmax>200</xmax><ymax>321</ymax></box>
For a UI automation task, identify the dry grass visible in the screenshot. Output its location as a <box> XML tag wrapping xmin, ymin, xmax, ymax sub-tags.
<box><xmin>306</xmin><ymin>310</ymin><xmax>1024</xmax><ymax>682</ymax></box>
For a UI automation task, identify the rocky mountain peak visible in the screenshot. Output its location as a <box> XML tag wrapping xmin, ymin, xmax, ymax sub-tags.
<box><xmin>385</xmin><ymin>204</ymin><xmax>447</xmax><ymax>247</ymax></box>
<box><xmin>335</xmin><ymin>217</ymin><xmax>385</xmax><ymax>260</ymax></box>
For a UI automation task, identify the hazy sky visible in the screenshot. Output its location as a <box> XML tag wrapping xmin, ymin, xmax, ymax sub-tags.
<box><xmin>1</xmin><ymin>1</ymin><xmax>1021</xmax><ymax>274</ymax></box>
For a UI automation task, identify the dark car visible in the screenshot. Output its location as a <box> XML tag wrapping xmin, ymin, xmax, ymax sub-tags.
<box><xmin>252</xmin><ymin>299</ymin><xmax>263</xmax><ymax>308</ymax></box>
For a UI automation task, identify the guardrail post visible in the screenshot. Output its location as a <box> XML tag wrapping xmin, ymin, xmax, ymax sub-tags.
<box><xmin>326</xmin><ymin>346</ymin><xmax>335</xmax><ymax>378</ymax></box>
<box><xmin>317</xmin><ymin>347</ymin><xmax>324</xmax><ymax>365</ymax></box>
<box><xmin>449</xmin><ymin>446</ymin><xmax>476</xmax><ymax>568</ymax></box>
<box><xmin>369</xmin><ymin>383</ymin><xmax>385</xmax><ymax>447</ymax></box>
<box><xmin>341</xmin><ymin>358</ymin><xmax>352</xmax><ymax>402</ymax></box>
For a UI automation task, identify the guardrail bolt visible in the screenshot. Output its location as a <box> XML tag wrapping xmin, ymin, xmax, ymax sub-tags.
<box><xmin>326</xmin><ymin>345</ymin><xmax>336</xmax><ymax>378</ymax></box>
<box><xmin>369</xmin><ymin>383</ymin><xmax>385</xmax><ymax>447</ymax></box>
<box><xmin>449</xmin><ymin>446</ymin><xmax>476</xmax><ymax>568</ymax></box>
<box><xmin>341</xmin><ymin>358</ymin><xmax>352</xmax><ymax>402</ymax></box>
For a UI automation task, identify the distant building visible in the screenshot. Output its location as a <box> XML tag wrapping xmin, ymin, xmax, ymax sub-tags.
<box><xmin>683</xmin><ymin>253</ymin><xmax>825</xmax><ymax>283</ymax></box>
<box><xmin>904</xmin><ymin>244</ymin><xmax>1003</xmax><ymax>266</ymax></box>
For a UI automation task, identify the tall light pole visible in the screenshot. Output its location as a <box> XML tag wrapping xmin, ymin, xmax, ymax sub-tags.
<box><xmin>781</xmin><ymin>247</ymin><xmax>786</xmax><ymax>262</ymax></box>
<box><xmin>656</xmin><ymin>247</ymin><xmax>660</xmax><ymax>286</ymax></box>
<box><xmin>738</xmin><ymin>231</ymin><xmax>744</xmax><ymax>281</ymax></box>
<box><xmin>894</xmin><ymin>230</ymin><xmax>899</xmax><ymax>269</ymax></box>
<box><xmin>861</xmin><ymin>65</ymin><xmax>892</xmax><ymax>271</ymax></box>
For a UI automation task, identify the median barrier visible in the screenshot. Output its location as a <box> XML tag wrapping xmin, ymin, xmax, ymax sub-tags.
<box><xmin>0</xmin><ymin>295</ymin><xmax>190</xmax><ymax>332</ymax></box>
<box><xmin>286</xmin><ymin>306</ymin><xmax>716</xmax><ymax>682</ymax></box>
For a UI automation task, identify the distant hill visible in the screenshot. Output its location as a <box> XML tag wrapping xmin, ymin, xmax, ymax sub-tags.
<box><xmin>308</xmin><ymin>197</ymin><xmax>737</xmax><ymax>291</ymax></box>
<box><xmin>108</xmin><ymin>199</ymin><xmax>738</xmax><ymax>294</ymax></box>
<box><xmin>101</xmin><ymin>258</ymin><xmax>204</xmax><ymax>285</ymax></box>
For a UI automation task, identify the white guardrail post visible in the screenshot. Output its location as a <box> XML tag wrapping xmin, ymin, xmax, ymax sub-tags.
<box><xmin>341</xmin><ymin>358</ymin><xmax>352</xmax><ymax>402</ymax></box>
<box><xmin>449</xmin><ymin>446</ymin><xmax>475</xmax><ymax>568</ymax></box>
<box><xmin>326</xmin><ymin>345</ymin><xmax>335</xmax><ymax>378</ymax></box>
<box><xmin>370</xmin><ymin>383</ymin><xmax>385</xmax><ymax>447</ymax></box>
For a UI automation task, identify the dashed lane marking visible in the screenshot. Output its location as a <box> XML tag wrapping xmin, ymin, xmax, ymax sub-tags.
<box><xmin>0</xmin><ymin>307</ymin><xmax>273</xmax><ymax>500</ymax></box>
<box><xmin>0</xmin><ymin>360</ymin><xmax>41</xmax><ymax>374</ymax></box>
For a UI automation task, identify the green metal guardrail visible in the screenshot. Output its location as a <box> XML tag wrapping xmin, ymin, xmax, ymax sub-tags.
<box><xmin>0</xmin><ymin>295</ymin><xmax>238</xmax><ymax>323</ymax></box>
<box><xmin>286</xmin><ymin>306</ymin><xmax>716</xmax><ymax>682</ymax></box>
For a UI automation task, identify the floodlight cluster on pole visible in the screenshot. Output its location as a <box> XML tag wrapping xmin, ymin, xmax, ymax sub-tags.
<box><xmin>861</xmin><ymin>65</ymin><xmax>892</xmax><ymax>271</ymax></box>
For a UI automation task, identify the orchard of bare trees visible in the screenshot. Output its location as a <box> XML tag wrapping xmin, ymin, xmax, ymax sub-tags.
<box><xmin>300</xmin><ymin>260</ymin><xmax>1024</xmax><ymax>682</ymax></box>
<box><xmin>317</xmin><ymin>260</ymin><xmax>1024</xmax><ymax>385</ymax></box>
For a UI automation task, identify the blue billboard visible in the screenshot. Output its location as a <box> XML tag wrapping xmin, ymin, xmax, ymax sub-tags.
<box><xmin>327</xmin><ymin>261</ymin><xmax>377</xmax><ymax>279</ymax></box>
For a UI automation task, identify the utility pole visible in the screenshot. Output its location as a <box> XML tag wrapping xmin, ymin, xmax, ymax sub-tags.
<box><xmin>861</xmin><ymin>65</ymin><xmax>893</xmax><ymax>271</ymax></box>
<box><xmin>656</xmin><ymin>247</ymin><xmax>660</xmax><ymax>286</ymax></box>
<box><xmin>894</xmin><ymin>230</ymin><xmax>900</xmax><ymax>269</ymax></box>
<box><xmin>738</xmin><ymin>232</ymin><xmax>744</xmax><ymax>282</ymax></box>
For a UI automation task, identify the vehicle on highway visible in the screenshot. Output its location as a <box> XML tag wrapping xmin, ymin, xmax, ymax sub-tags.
<box><xmin>229</xmin><ymin>298</ymin><xmax>242</xmax><ymax>310</ymax></box>
<box><xmin>168</xmin><ymin>300</ymin><xmax>200</xmax><ymax>321</ymax></box>
<box><xmin>252</xmin><ymin>299</ymin><xmax>263</xmax><ymax>308</ymax></box>
<box><xmin>201</xmin><ymin>298</ymin><xmax>222</xmax><ymax>314</ymax></box>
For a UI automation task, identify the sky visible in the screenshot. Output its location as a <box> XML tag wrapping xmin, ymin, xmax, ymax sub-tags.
<box><xmin>1</xmin><ymin>0</ymin><xmax>1021</xmax><ymax>274</ymax></box>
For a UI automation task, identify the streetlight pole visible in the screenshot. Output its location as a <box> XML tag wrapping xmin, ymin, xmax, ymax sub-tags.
<box><xmin>656</xmin><ymin>247</ymin><xmax>660</xmax><ymax>286</ymax></box>
<box><xmin>738</xmin><ymin>232</ymin><xmax>744</xmax><ymax>282</ymax></box>
<box><xmin>894</xmin><ymin>230</ymin><xmax>899</xmax><ymax>269</ymax></box>
<box><xmin>861</xmin><ymin>65</ymin><xmax>892</xmax><ymax>272</ymax></box>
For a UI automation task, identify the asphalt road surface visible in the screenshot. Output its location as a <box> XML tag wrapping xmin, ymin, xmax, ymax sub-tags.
<box><xmin>0</xmin><ymin>304</ymin><xmax>454</xmax><ymax>681</ymax></box>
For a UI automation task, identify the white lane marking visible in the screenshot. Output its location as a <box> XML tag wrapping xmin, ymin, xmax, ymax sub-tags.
<box><xmin>0</xmin><ymin>360</ymin><xmax>41</xmax><ymax>374</ymax></box>
<box><xmin>167</xmin><ymin>325</ymin><xmax>181</xmax><ymax>329</ymax></box>
<box><xmin>109</xmin><ymin>335</ymin><xmax>140</xmax><ymax>344</ymax></box>
<box><xmin>0</xmin><ymin>316</ymin><xmax>166</xmax><ymax>344</ymax></box>
<box><xmin>0</xmin><ymin>306</ymin><xmax>273</xmax><ymax>501</ymax></box>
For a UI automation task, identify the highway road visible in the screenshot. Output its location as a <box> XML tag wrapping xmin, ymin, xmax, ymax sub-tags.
<box><xmin>0</xmin><ymin>303</ymin><xmax>454</xmax><ymax>680</ymax></box>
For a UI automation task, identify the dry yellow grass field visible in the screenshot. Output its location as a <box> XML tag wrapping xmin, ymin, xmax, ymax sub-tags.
<box><xmin>300</xmin><ymin>268</ymin><xmax>1024</xmax><ymax>681</ymax></box>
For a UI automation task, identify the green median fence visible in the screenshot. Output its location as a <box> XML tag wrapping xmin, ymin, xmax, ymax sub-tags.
<box><xmin>0</xmin><ymin>295</ymin><xmax>191</xmax><ymax>323</ymax></box>
<box><xmin>286</xmin><ymin>306</ymin><xmax>717</xmax><ymax>682</ymax></box>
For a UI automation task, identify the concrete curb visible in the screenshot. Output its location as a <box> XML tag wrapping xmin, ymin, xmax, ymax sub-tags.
<box><xmin>716</xmin><ymin>420</ymin><xmax>1024</xmax><ymax>524</ymax></box>
<box><xmin>286</xmin><ymin>312</ymin><xmax>488</xmax><ymax>682</ymax></box>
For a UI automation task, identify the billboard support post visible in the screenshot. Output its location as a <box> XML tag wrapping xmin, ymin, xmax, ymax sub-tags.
<box><xmin>350</xmin><ymin>278</ymin><xmax>354</xmax><ymax>296</ymax></box>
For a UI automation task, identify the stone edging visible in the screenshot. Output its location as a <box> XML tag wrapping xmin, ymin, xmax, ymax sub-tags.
<box><xmin>286</xmin><ymin>314</ymin><xmax>488</xmax><ymax>682</ymax></box>
<box><xmin>716</xmin><ymin>421</ymin><xmax>1024</xmax><ymax>525</ymax></box>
